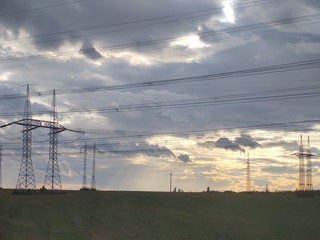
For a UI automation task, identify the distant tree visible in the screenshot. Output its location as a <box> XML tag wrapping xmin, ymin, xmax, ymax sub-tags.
<box><xmin>207</xmin><ymin>187</ymin><xmax>210</xmax><ymax>192</ymax></box>
<box><xmin>173</xmin><ymin>187</ymin><xmax>177</xmax><ymax>193</ymax></box>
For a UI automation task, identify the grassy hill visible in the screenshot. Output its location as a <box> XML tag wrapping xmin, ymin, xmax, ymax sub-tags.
<box><xmin>0</xmin><ymin>190</ymin><xmax>319</xmax><ymax>240</ymax></box>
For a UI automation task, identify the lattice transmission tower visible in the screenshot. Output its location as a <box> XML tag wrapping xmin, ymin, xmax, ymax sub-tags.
<box><xmin>246</xmin><ymin>152</ymin><xmax>251</xmax><ymax>192</ymax></box>
<box><xmin>44</xmin><ymin>90</ymin><xmax>62</xmax><ymax>190</ymax></box>
<box><xmin>0</xmin><ymin>86</ymin><xmax>83</xmax><ymax>191</ymax></box>
<box><xmin>91</xmin><ymin>142</ymin><xmax>96</xmax><ymax>190</ymax></box>
<box><xmin>81</xmin><ymin>142</ymin><xmax>88</xmax><ymax>189</ymax></box>
<box><xmin>16</xmin><ymin>84</ymin><xmax>36</xmax><ymax>190</ymax></box>
<box><xmin>0</xmin><ymin>145</ymin><xmax>2</xmax><ymax>189</ymax></box>
<box><xmin>305</xmin><ymin>136</ymin><xmax>313</xmax><ymax>191</ymax></box>
<box><xmin>297</xmin><ymin>135</ymin><xmax>305</xmax><ymax>191</ymax></box>
<box><xmin>81</xmin><ymin>142</ymin><xmax>98</xmax><ymax>190</ymax></box>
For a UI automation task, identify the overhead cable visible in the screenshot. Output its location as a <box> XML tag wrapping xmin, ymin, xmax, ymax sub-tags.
<box><xmin>0</xmin><ymin>58</ymin><xmax>320</xmax><ymax>100</ymax></box>
<box><xmin>1</xmin><ymin>13</ymin><xmax>319</xmax><ymax>65</ymax></box>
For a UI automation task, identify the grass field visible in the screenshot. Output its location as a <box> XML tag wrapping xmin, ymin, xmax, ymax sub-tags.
<box><xmin>0</xmin><ymin>190</ymin><xmax>319</xmax><ymax>240</ymax></box>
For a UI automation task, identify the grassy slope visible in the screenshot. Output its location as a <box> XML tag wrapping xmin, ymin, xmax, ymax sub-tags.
<box><xmin>0</xmin><ymin>190</ymin><xmax>319</xmax><ymax>240</ymax></box>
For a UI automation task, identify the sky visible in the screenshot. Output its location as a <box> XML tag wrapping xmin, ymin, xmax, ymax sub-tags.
<box><xmin>0</xmin><ymin>0</ymin><xmax>319</xmax><ymax>192</ymax></box>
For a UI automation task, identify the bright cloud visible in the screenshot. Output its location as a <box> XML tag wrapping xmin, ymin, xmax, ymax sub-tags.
<box><xmin>171</xmin><ymin>34</ymin><xmax>210</xmax><ymax>49</ymax></box>
<box><xmin>221</xmin><ymin>0</ymin><xmax>235</xmax><ymax>23</ymax></box>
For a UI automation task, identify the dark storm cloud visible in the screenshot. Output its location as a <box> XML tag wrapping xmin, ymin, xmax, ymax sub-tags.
<box><xmin>215</xmin><ymin>138</ymin><xmax>245</xmax><ymax>153</ymax></box>
<box><xmin>199</xmin><ymin>136</ymin><xmax>259</xmax><ymax>153</ymax></box>
<box><xmin>178</xmin><ymin>154</ymin><xmax>192</xmax><ymax>163</ymax></box>
<box><xmin>0</xmin><ymin>0</ymin><xmax>221</xmax><ymax>51</ymax></box>
<box><xmin>0</xmin><ymin>0</ymin><xmax>83</xmax><ymax>50</ymax></box>
<box><xmin>101</xmin><ymin>142</ymin><xmax>175</xmax><ymax>159</ymax></box>
<box><xmin>80</xmin><ymin>40</ymin><xmax>103</xmax><ymax>60</ymax></box>
<box><xmin>198</xmin><ymin>141</ymin><xmax>216</xmax><ymax>148</ymax></box>
<box><xmin>234</xmin><ymin>134</ymin><xmax>261</xmax><ymax>149</ymax></box>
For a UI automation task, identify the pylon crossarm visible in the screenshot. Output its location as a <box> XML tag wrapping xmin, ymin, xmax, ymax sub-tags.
<box><xmin>0</xmin><ymin>118</ymin><xmax>84</xmax><ymax>134</ymax></box>
<box><xmin>0</xmin><ymin>121</ymin><xmax>19</xmax><ymax>128</ymax></box>
<box><xmin>27</xmin><ymin>119</ymin><xmax>66</xmax><ymax>130</ymax></box>
<box><xmin>67</xmin><ymin>128</ymin><xmax>85</xmax><ymax>134</ymax></box>
<box><xmin>293</xmin><ymin>152</ymin><xmax>316</xmax><ymax>157</ymax></box>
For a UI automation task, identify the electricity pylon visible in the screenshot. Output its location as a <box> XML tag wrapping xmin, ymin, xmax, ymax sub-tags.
<box><xmin>44</xmin><ymin>90</ymin><xmax>62</xmax><ymax>190</ymax></box>
<box><xmin>298</xmin><ymin>135</ymin><xmax>305</xmax><ymax>191</ymax></box>
<box><xmin>81</xmin><ymin>142</ymin><xmax>98</xmax><ymax>190</ymax></box>
<box><xmin>297</xmin><ymin>135</ymin><xmax>306</xmax><ymax>191</ymax></box>
<box><xmin>91</xmin><ymin>142</ymin><xmax>97</xmax><ymax>190</ymax></box>
<box><xmin>246</xmin><ymin>152</ymin><xmax>251</xmax><ymax>192</ymax></box>
<box><xmin>293</xmin><ymin>135</ymin><xmax>315</xmax><ymax>191</ymax></box>
<box><xmin>16</xmin><ymin>84</ymin><xmax>36</xmax><ymax>190</ymax></box>
<box><xmin>0</xmin><ymin>86</ymin><xmax>83</xmax><ymax>191</ymax></box>
<box><xmin>305</xmin><ymin>136</ymin><xmax>314</xmax><ymax>191</ymax></box>
<box><xmin>81</xmin><ymin>142</ymin><xmax>88</xmax><ymax>189</ymax></box>
<box><xmin>0</xmin><ymin>145</ymin><xmax>2</xmax><ymax>189</ymax></box>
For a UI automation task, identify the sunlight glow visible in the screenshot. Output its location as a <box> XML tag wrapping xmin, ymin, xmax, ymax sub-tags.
<box><xmin>0</xmin><ymin>72</ymin><xmax>13</xmax><ymax>81</ymax></box>
<box><xmin>221</xmin><ymin>0</ymin><xmax>235</xmax><ymax>23</ymax></box>
<box><xmin>171</xmin><ymin>34</ymin><xmax>209</xmax><ymax>49</ymax></box>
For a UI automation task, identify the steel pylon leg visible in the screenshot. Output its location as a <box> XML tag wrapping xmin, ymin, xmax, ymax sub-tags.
<box><xmin>44</xmin><ymin>90</ymin><xmax>62</xmax><ymax>190</ymax></box>
<box><xmin>16</xmin><ymin>84</ymin><xmax>36</xmax><ymax>190</ymax></box>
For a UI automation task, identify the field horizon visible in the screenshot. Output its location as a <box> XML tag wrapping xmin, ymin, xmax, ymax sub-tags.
<box><xmin>0</xmin><ymin>189</ymin><xmax>319</xmax><ymax>240</ymax></box>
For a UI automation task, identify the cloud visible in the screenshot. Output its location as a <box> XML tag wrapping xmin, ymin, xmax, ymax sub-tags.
<box><xmin>60</xmin><ymin>161</ymin><xmax>79</xmax><ymax>177</ymax></box>
<box><xmin>80</xmin><ymin>40</ymin><xmax>103</xmax><ymax>60</ymax></box>
<box><xmin>234</xmin><ymin>134</ymin><xmax>261</xmax><ymax>149</ymax></box>
<box><xmin>311</xmin><ymin>146</ymin><xmax>320</xmax><ymax>156</ymax></box>
<box><xmin>178</xmin><ymin>154</ymin><xmax>192</xmax><ymax>163</ymax></box>
<box><xmin>215</xmin><ymin>137</ymin><xmax>245</xmax><ymax>153</ymax></box>
<box><xmin>198</xmin><ymin>141</ymin><xmax>216</xmax><ymax>148</ymax></box>
<box><xmin>262</xmin><ymin>138</ymin><xmax>298</xmax><ymax>152</ymax></box>
<box><xmin>261</xmin><ymin>166</ymin><xmax>296</xmax><ymax>174</ymax></box>
<box><xmin>102</xmin><ymin>142</ymin><xmax>176</xmax><ymax>159</ymax></box>
<box><xmin>198</xmin><ymin>136</ymin><xmax>259</xmax><ymax>153</ymax></box>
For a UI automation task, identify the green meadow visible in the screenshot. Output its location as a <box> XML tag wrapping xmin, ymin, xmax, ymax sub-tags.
<box><xmin>0</xmin><ymin>190</ymin><xmax>319</xmax><ymax>240</ymax></box>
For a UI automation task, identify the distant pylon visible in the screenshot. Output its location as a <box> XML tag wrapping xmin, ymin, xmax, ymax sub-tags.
<box><xmin>170</xmin><ymin>173</ymin><xmax>172</xmax><ymax>192</ymax></box>
<box><xmin>82</xmin><ymin>142</ymin><xmax>87</xmax><ymax>189</ymax></box>
<box><xmin>298</xmin><ymin>135</ymin><xmax>305</xmax><ymax>191</ymax></box>
<box><xmin>0</xmin><ymin>145</ymin><xmax>2</xmax><ymax>189</ymax></box>
<box><xmin>16</xmin><ymin>84</ymin><xmax>36</xmax><ymax>190</ymax></box>
<box><xmin>305</xmin><ymin>136</ymin><xmax>313</xmax><ymax>191</ymax></box>
<box><xmin>44</xmin><ymin>90</ymin><xmax>62</xmax><ymax>190</ymax></box>
<box><xmin>246</xmin><ymin>152</ymin><xmax>251</xmax><ymax>192</ymax></box>
<box><xmin>91</xmin><ymin>142</ymin><xmax>96</xmax><ymax>190</ymax></box>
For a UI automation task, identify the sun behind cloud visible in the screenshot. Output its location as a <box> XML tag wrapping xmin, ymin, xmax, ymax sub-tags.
<box><xmin>221</xmin><ymin>0</ymin><xmax>235</xmax><ymax>23</ymax></box>
<box><xmin>171</xmin><ymin>34</ymin><xmax>209</xmax><ymax>49</ymax></box>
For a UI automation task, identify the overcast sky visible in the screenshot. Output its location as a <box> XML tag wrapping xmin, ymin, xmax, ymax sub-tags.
<box><xmin>0</xmin><ymin>0</ymin><xmax>319</xmax><ymax>192</ymax></box>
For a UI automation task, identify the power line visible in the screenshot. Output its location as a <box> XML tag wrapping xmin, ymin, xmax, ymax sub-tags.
<box><xmin>0</xmin><ymin>58</ymin><xmax>320</xmax><ymax>101</ymax></box>
<box><xmin>0</xmin><ymin>84</ymin><xmax>319</xmax><ymax>117</ymax></box>
<box><xmin>1</xmin><ymin>120</ymin><xmax>319</xmax><ymax>149</ymax></box>
<box><xmin>93</xmin><ymin>14</ymin><xmax>320</xmax><ymax>52</ymax></box>
<box><xmin>83</xmin><ymin>119</ymin><xmax>320</xmax><ymax>140</ymax></box>
<box><xmin>1</xmin><ymin>13</ymin><xmax>319</xmax><ymax>65</ymax></box>
<box><xmin>0</xmin><ymin>85</ymin><xmax>319</xmax><ymax>118</ymax></box>
<box><xmin>0</xmin><ymin>0</ymin><xmax>86</xmax><ymax>18</ymax></box>
<box><xmin>2</xmin><ymin>130</ymin><xmax>320</xmax><ymax>154</ymax></box>
<box><xmin>5</xmin><ymin>0</ymin><xmax>280</xmax><ymax>43</ymax></box>
<box><xmin>53</xmin><ymin>90</ymin><xmax>320</xmax><ymax>114</ymax></box>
